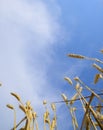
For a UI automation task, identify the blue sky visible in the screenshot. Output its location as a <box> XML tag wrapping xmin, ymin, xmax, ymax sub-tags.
<box><xmin>0</xmin><ymin>0</ymin><xmax>103</xmax><ymax>129</ymax></box>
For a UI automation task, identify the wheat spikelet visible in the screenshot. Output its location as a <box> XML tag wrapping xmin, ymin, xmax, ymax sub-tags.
<box><xmin>78</xmin><ymin>87</ymin><xmax>83</xmax><ymax>92</ymax></box>
<box><xmin>75</xmin><ymin>83</ymin><xmax>80</xmax><ymax>90</ymax></box>
<box><xmin>70</xmin><ymin>86</ymin><xmax>82</xmax><ymax>105</ymax></box>
<box><xmin>19</xmin><ymin>127</ymin><xmax>25</xmax><ymax>130</ymax></box>
<box><xmin>51</xmin><ymin>117</ymin><xmax>56</xmax><ymax>129</ymax></box>
<box><xmin>19</xmin><ymin>105</ymin><xmax>26</xmax><ymax>113</ymax></box>
<box><xmin>11</xmin><ymin>92</ymin><xmax>21</xmax><ymax>101</ymax></box>
<box><xmin>44</xmin><ymin>111</ymin><xmax>49</xmax><ymax>119</ymax></box>
<box><xmin>94</xmin><ymin>58</ymin><xmax>103</xmax><ymax>64</ymax></box>
<box><xmin>6</xmin><ymin>104</ymin><xmax>14</xmax><ymax>110</ymax></box>
<box><xmin>43</xmin><ymin>111</ymin><xmax>50</xmax><ymax>125</ymax></box>
<box><xmin>61</xmin><ymin>93</ymin><xmax>68</xmax><ymax>105</ymax></box>
<box><xmin>26</xmin><ymin>101</ymin><xmax>31</xmax><ymax>106</ymax></box>
<box><xmin>45</xmin><ymin>119</ymin><xmax>50</xmax><ymax>124</ymax></box>
<box><xmin>0</xmin><ymin>82</ymin><xmax>2</xmax><ymax>86</ymax></box>
<box><xmin>51</xmin><ymin>103</ymin><xmax>56</xmax><ymax>111</ymax></box>
<box><xmin>94</xmin><ymin>74</ymin><xmax>100</xmax><ymax>84</ymax></box>
<box><xmin>70</xmin><ymin>93</ymin><xmax>79</xmax><ymax>105</ymax></box>
<box><xmin>72</xmin><ymin>107</ymin><xmax>77</xmax><ymax>111</ymax></box>
<box><xmin>94</xmin><ymin>122</ymin><xmax>99</xmax><ymax>126</ymax></box>
<box><xmin>94</xmin><ymin>74</ymin><xmax>102</xmax><ymax>84</ymax></box>
<box><xmin>100</xmin><ymin>49</ymin><xmax>103</xmax><ymax>53</ymax></box>
<box><xmin>95</xmin><ymin>111</ymin><xmax>103</xmax><ymax>120</ymax></box>
<box><xmin>96</xmin><ymin>103</ymin><xmax>102</xmax><ymax>112</ymax></box>
<box><xmin>93</xmin><ymin>63</ymin><xmax>103</xmax><ymax>73</ymax></box>
<box><xmin>43</xmin><ymin>100</ymin><xmax>47</xmax><ymax>105</ymax></box>
<box><xmin>68</xmin><ymin>54</ymin><xmax>85</xmax><ymax>59</ymax></box>
<box><xmin>68</xmin><ymin>53</ymin><xmax>103</xmax><ymax>64</ymax></box>
<box><xmin>64</xmin><ymin>77</ymin><xmax>73</xmax><ymax>85</ymax></box>
<box><xmin>32</xmin><ymin>112</ymin><xmax>37</xmax><ymax>119</ymax></box>
<box><xmin>74</xmin><ymin>76</ymin><xmax>80</xmax><ymax>82</ymax></box>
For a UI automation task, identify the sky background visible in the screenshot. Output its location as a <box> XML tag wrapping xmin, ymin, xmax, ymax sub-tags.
<box><xmin>0</xmin><ymin>0</ymin><xmax>103</xmax><ymax>130</ymax></box>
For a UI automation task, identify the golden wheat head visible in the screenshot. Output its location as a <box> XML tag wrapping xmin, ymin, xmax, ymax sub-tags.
<box><xmin>6</xmin><ymin>104</ymin><xmax>14</xmax><ymax>110</ymax></box>
<box><xmin>61</xmin><ymin>93</ymin><xmax>68</xmax><ymax>105</ymax></box>
<box><xmin>64</xmin><ymin>77</ymin><xmax>73</xmax><ymax>85</ymax></box>
<box><xmin>51</xmin><ymin>103</ymin><xmax>56</xmax><ymax>111</ymax></box>
<box><xmin>68</xmin><ymin>54</ymin><xmax>85</xmax><ymax>59</ymax></box>
<box><xmin>11</xmin><ymin>92</ymin><xmax>21</xmax><ymax>101</ymax></box>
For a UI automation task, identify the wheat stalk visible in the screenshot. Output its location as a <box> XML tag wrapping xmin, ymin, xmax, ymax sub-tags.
<box><xmin>7</xmin><ymin>104</ymin><xmax>16</xmax><ymax>130</ymax></box>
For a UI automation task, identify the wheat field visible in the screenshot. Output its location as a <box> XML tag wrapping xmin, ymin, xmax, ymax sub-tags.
<box><xmin>3</xmin><ymin>49</ymin><xmax>103</xmax><ymax>130</ymax></box>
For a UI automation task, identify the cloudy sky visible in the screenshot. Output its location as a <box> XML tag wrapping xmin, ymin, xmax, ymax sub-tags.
<box><xmin>0</xmin><ymin>0</ymin><xmax>103</xmax><ymax>129</ymax></box>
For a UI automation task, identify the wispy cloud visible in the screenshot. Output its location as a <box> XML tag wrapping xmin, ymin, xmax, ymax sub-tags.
<box><xmin>0</xmin><ymin>0</ymin><xmax>62</xmax><ymax>129</ymax></box>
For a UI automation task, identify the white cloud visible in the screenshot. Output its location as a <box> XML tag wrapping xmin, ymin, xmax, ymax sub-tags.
<box><xmin>0</xmin><ymin>0</ymin><xmax>62</xmax><ymax>129</ymax></box>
